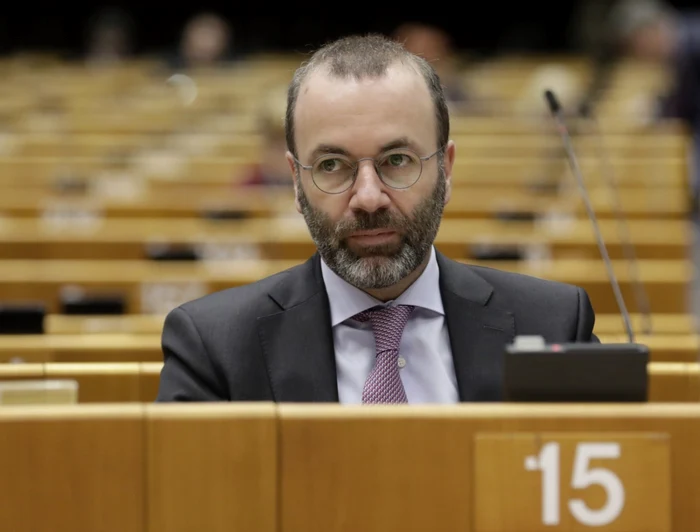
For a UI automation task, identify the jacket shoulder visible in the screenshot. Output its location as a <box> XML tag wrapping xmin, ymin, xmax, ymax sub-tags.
<box><xmin>467</xmin><ymin>263</ymin><xmax>581</xmax><ymax>300</ymax></box>
<box><xmin>463</xmin><ymin>262</ymin><xmax>595</xmax><ymax>341</ymax></box>
<box><xmin>178</xmin><ymin>268</ymin><xmax>289</xmax><ymax>320</ymax></box>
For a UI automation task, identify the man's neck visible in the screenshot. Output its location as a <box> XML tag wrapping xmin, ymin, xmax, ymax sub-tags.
<box><xmin>363</xmin><ymin>251</ymin><xmax>431</xmax><ymax>302</ymax></box>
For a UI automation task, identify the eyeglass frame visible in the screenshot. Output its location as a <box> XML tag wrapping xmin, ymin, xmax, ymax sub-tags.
<box><xmin>291</xmin><ymin>145</ymin><xmax>445</xmax><ymax>194</ymax></box>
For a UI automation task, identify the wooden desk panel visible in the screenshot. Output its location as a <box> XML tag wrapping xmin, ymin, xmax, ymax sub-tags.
<box><xmin>0</xmin><ymin>405</ymin><xmax>145</xmax><ymax>532</ymax></box>
<box><xmin>0</xmin><ymin>334</ymin><xmax>163</xmax><ymax>363</ymax></box>
<box><xmin>278</xmin><ymin>404</ymin><xmax>700</xmax><ymax>531</ymax></box>
<box><xmin>46</xmin><ymin>314</ymin><xmax>167</xmax><ymax>334</ymax></box>
<box><xmin>146</xmin><ymin>404</ymin><xmax>277</xmax><ymax>532</ymax></box>
<box><xmin>648</xmin><ymin>363</ymin><xmax>700</xmax><ymax>402</ymax></box>
<box><xmin>0</xmin><ymin>403</ymin><xmax>276</xmax><ymax>532</ymax></box>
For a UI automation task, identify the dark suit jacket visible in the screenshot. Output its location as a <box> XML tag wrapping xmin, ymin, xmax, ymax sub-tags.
<box><xmin>156</xmin><ymin>252</ymin><xmax>598</xmax><ymax>403</ymax></box>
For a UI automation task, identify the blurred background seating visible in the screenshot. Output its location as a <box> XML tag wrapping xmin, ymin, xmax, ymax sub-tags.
<box><xmin>0</xmin><ymin>1</ymin><xmax>699</xmax><ymax>399</ymax></box>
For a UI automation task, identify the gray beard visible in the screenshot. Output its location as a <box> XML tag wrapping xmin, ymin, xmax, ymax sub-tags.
<box><xmin>296</xmin><ymin>169</ymin><xmax>446</xmax><ymax>290</ymax></box>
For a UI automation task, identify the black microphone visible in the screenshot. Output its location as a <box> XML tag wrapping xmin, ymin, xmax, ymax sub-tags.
<box><xmin>543</xmin><ymin>89</ymin><xmax>636</xmax><ymax>343</ymax></box>
<box><xmin>578</xmin><ymin>103</ymin><xmax>653</xmax><ymax>336</ymax></box>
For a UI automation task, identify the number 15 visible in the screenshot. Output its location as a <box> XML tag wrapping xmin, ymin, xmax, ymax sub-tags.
<box><xmin>525</xmin><ymin>442</ymin><xmax>625</xmax><ymax>526</ymax></box>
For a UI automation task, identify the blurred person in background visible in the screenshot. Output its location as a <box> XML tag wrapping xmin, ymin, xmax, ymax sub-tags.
<box><xmin>392</xmin><ymin>23</ymin><xmax>470</xmax><ymax>110</ymax></box>
<box><xmin>610</xmin><ymin>0</ymin><xmax>685</xmax><ymax>63</ymax></box>
<box><xmin>85</xmin><ymin>8</ymin><xmax>134</xmax><ymax>66</ymax></box>
<box><xmin>237</xmin><ymin>85</ymin><xmax>293</xmax><ymax>188</ymax></box>
<box><xmin>608</xmin><ymin>0</ymin><xmax>700</xmax><ymax>191</ymax></box>
<box><xmin>169</xmin><ymin>12</ymin><xmax>233</xmax><ymax>70</ymax></box>
<box><xmin>608</xmin><ymin>0</ymin><xmax>700</xmax><ymax>318</ymax></box>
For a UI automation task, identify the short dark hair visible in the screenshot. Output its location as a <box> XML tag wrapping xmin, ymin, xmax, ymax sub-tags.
<box><xmin>284</xmin><ymin>33</ymin><xmax>450</xmax><ymax>160</ymax></box>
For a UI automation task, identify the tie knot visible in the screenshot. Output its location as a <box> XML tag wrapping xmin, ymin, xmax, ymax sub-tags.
<box><xmin>353</xmin><ymin>305</ymin><xmax>415</xmax><ymax>354</ymax></box>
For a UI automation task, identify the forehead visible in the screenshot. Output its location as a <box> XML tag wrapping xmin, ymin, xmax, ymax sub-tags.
<box><xmin>293</xmin><ymin>62</ymin><xmax>436</xmax><ymax>157</ymax></box>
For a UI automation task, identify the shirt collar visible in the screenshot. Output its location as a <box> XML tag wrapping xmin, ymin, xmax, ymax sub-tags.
<box><xmin>320</xmin><ymin>246</ymin><xmax>444</xmax><ymax>326</ymax></box>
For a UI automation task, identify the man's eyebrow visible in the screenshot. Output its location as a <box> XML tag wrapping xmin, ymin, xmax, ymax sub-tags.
<box><xmin>379</xmin><ymin>137</ymin><xmax>419</xmax><ymax>152</ymax></box>
<box><xmin>307</xmin><ymin>137</ymin><xmax>422</xmax><ymax>161</ymax></box>
<box><xmin>309</xmin><ymin>144</ymin><xmax>352</xmax><ymax>160</ymax></box>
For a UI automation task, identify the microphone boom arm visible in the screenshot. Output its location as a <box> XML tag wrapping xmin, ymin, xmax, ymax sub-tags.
<box><xmin>544</xmin><ymin>89</ymin><xmax>636</xmax><ymax>343</ymax></box>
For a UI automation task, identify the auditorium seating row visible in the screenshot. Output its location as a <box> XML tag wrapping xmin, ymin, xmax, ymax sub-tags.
<box><xmin>0</xmin><ymin>331</ymin><xmax>697</xmax><ymax>363</ymax></box>
<box><xmin>0</xmin><ymin>218</ymin><xmax>691</xmax><ymax>260</ymax></box>
<box><xmin>0</xmin><ymin>257</ymin><xmax>690</xmax><ymax>314</ymax></box>
<box><xmin>0</xmin><ymin>361</ymin><xmax>697</xmax><ymax>403</ymax></box>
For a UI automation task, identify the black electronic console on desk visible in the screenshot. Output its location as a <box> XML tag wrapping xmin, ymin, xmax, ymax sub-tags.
<box><xmin>504</xmin><ymin>336</ymin><xmax>649</xmax><ymax>402</ymax></box>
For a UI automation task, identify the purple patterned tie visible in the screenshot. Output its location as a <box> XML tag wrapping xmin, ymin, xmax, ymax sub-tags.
<box><xmin>353</xmin><ymin>305</ymin><xmax>415</xmax><ymax>404</ymax></box>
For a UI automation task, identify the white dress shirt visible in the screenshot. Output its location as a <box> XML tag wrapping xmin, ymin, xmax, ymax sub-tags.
<box><xmin>320</xmin><ymin>246</ymin><xmax>459</xmax><ymax>404</ymax></box>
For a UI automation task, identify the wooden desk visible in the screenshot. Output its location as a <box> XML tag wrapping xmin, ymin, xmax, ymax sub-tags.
<box><xmin>449</xmin><ymin>116</ymin><xmax>687</xmax><ymax>136</ymax></box>
<box><xmin>0</xmin><ymin>332</ymin><xmax>696</xmax><ymax>364</ymax></box>
<box><xmin>0</xmin><ymin>258</ymin><xmax>689</xmax><ymax>314</ymax></box>
<box><xmin>0</xmin><ymin>403</ymin><xmax>277</xmax><ymax>532</ymax></box>
<box><xmin>435</xmin><ymin>133</ymin><xmax>688</xmax><ymax>158</ymax></box>
<box><xmin>1</xmin><ymin>131</ymin><xmax>686</xmax><ymax>159</ymax></box>
<box><xmin>146</xmin><ymin>403</ymin><xmax>277</xmax><ymax>532</ymax></box>
<box><xmin>278</xmin><ymin>403</ymin><xmax>697</xmax><ymax>531</ymax></box>
<box><xmin>0</xmin><ymin>404</ymin><xmax>145</xmax><ymax>532</ymax></box>
<box><xmin>0</xmin><ymin>362</ymin><xmax>159</xmax><ymax>401</ymax></box>
<box><xmin>0</xmin><ymin>334</ymin><xmax>164</xmax><ymax>363</ymax></box>
<box><xmin>467</xmin><ymin>258</ymin><xmax>690</xmax><ymax>314</ymax></box>
<box><xmin>0</xmin><ymin>186</ymin><xmax>688</xmax><ymax>219</ymax></box>
<box><xmin>46</xmin><ymin>314</ymin><xmax>167</xmax><ymax>334</ymax></box>
<box><xmin>0</xmin><ymin>155</ymin><xmax>686</xmax><ymax>190</ymax></box>
<box><xmin>0</xmin><ymin>217</ymin><xmax>689</xmax><ymax>260</ymax></box>
<box><xmin>0</xmin><ymin>361</ymin><xmax>698</xmax><ymax>403</ymax></box>
<box><xmin>594</xmin><ymin>313</ymin><xmax>696</xmax><ymax>335</ymax></box>
<box><xmin>2</xmin><ymin>402</ymin><xmax>698</xmax><ymax>530</ymax></box>
<box><xmin>598</xmin><ymin>335</ymin><xmax>700</xmax><ymax>362</ymax></box>
<box><xmin>448</xmin><ymin>157</ymin><xmax>687</xmax><ymax>189</ymax></box>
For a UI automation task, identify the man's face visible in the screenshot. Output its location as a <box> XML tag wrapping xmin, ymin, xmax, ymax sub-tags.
<box><xmin>287</xmin><ymin>62</ymin><xmax>455</xmax><ymax>290</ymax></box>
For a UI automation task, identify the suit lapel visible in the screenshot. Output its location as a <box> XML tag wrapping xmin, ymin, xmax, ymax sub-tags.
<box><xmin>256</xmin><ymin>251</ymin><xmax>516</xmax><ymax>403</ymax></box>
<box><xmin>437</xmin><ymin>253</ymin><xmax>515</xmax><ymax>402</ymax></box>
<box><xmin>257</xmin><ymin>254</ymin><xmax>339</xmax><ymax>402</ymax></box>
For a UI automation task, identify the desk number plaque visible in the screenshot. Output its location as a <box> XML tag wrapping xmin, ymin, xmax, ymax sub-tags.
<box><xmin>473</xmin><ymin>432</ymin><xmax>671</xmax><ymax>531</ymax></box>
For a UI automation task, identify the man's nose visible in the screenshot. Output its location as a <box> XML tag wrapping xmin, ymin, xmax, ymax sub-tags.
<box><xmin>347</xmin><ymin>160</ymin><xmax>391</xmax><ymax>213</ymax></box>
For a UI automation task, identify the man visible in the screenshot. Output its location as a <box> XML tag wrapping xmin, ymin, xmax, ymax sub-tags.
<box><xmin>157</xmin><ymin>34</ymin><xmax>598</xmax><ymax>404</ymax></box>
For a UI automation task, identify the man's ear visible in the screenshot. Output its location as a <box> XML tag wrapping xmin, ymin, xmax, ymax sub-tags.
<box><xmin>286</xmin><ymin>151</ymin><xmax>302</xmax><ymax>214</ymax></box>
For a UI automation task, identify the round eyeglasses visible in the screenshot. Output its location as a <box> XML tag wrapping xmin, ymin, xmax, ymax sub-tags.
<box><xmin>293</xmin><ymin>147</ymin><xmax>443</xmax><ymax>194</ymax></box>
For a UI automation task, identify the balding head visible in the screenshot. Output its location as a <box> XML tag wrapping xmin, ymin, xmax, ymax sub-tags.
<box><xmin>284</xmin><ymin>34</ymin><xmax>449</xmax><ymax>160</ymax></box>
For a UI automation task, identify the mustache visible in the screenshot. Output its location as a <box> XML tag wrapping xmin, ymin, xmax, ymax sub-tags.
<box><xmin>334</xmin><ymin>209</ymin><xmax>407</xmax><ymax>238</ymax></box>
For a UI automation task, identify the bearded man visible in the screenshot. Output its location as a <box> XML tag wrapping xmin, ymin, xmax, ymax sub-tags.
<box><xmin>157</xmin><ymin>34</ymin><xmax>598</xmax><ymax>404</ymax></box>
